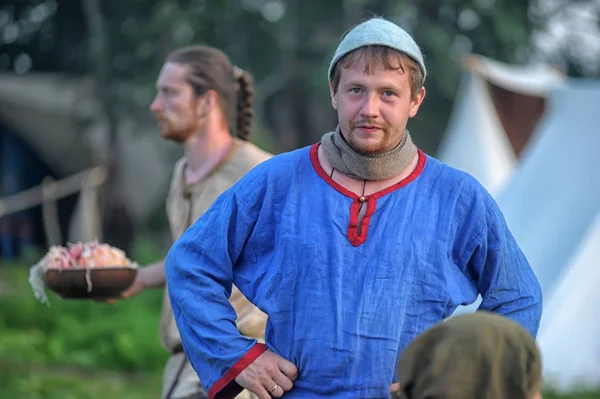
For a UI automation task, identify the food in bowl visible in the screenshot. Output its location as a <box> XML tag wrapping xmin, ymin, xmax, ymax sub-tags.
<box><xmin>42</xmin><ymin>241</ymin><xmax>134</xmax><ymax>269</ymax></box>
<box><xmin>29</xmin><ymin>241</ymin><xmax>138</xmax><ymax>304</ymax></box>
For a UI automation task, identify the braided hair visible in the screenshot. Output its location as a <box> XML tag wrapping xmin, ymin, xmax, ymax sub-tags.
<box><xmin>233</xmin><ymin>66</ymin><xmax>254</xmax><ymax>141</ymax></box>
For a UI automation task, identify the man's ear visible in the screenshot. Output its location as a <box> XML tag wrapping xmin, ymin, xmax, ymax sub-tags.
<box><xmin>196</xmin><ymin>90</ymin><xmax>215</xmax><ymax>117</ymax></box>
<box><xmin>329</xmin><ymin>81</ymin><xmax>338</xmax><ymax>110</ymax></box>
<box><xmin>408</xmin><ymin>87</ymin><xmax>426</xmax><ymax>118</ymax></box>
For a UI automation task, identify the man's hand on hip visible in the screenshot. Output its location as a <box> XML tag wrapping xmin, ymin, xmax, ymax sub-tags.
<box><xmin>234</xmin><ymin>349</ymin><xmax>298</xmax><ymax>399</ymax></box>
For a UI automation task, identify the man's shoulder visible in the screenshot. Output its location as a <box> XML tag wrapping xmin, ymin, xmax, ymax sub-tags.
<box><xmin>423</xmin><ymin>153</ymin><xmax>492</xmax><ymax>196</ymax></box>
<box><xmin>226</xmin><ymin>139</ymin><xmax>310</xmax><ymax>178</ymax></box>
<box><xmin>241</xmin><ymin>143</ymin><xmax>312</xmax><ymax>175</ymax></box>
<box><xmin>229</xmin><ymin>144</ymin><xmax>313</xmax><ymax>193</ymax></box>
<box><xmin>421</xmin><ymin>153</ymin><xmax>498</xmax><ymax>218</ymax></box>
<box><xmin>216</xmin><ymin>144</ymin><xmax>312</xmax><ymax>209</ymax></box>
<box><xmin>234</xmin><ymin>139</ymin><xmax>274</xmax><ymax>168</ymax></box>
<box><xmin>210</xmin><ymin>140</ymin><xmax>270</xmax><ymax>184</ymax></box>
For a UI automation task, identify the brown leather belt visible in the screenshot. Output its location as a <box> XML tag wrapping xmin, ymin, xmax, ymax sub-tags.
<box><xmin>172</xmin><ymin>344</ymin><xmax>184</xmax><ymax>354</ymax></box>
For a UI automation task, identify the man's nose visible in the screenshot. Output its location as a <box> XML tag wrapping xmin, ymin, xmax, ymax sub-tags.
<box><xmin>150</xmin><ymin>96</ymin><xmax>162</xmax><ymax>113</ymax></box>
<box><xmin>360</xmin><ymin>94</ymin><xmax>379</xmax><ymax>118</ymax></box>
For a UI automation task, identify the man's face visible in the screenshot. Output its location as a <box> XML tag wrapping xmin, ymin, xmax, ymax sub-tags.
<box><xmin>329</xmin><ymin>56</ymin><xmax>425</xmax><ymax>156</ymax></box>
<box><xmin>150</xmin><ymin>62</ymin><xmax>205</xmax><ymax>143</ymax></box>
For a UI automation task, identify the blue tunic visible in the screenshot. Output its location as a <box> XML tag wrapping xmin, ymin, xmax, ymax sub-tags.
<box><xmin>165</xmin><ymin>144</ymin><xmax>542</xmax><ymax>399</ymax></box>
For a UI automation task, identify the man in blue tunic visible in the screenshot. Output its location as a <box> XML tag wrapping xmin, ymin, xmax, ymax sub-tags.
<box><xmin>165</xmin><ymin>17</ymin><xmax>543</xmax><ymax>399</ymax></box>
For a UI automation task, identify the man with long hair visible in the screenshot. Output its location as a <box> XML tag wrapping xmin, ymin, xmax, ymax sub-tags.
<box><xmin>120</xmin><ymin>45</ymin><xmax>271</xmax><ymax>399</ymax></box>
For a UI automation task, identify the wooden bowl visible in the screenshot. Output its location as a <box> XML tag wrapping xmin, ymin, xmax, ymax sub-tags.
<box><xmin>43</xmin><ymin>266</ymin><xmax>137</xmax><ymax>299</ymax></box>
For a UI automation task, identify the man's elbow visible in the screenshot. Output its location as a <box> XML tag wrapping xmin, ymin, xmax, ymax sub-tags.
<box><xmin>529</xmin><ymin>280</ymin><xmax>544</xmax><ymax>337</ymax></box>
<box><xmin>513</xmin><ymin>282</ymin><xmax>544</xmax><ymax>338</ymax></box>
<box><xmin>164</xmin><ymin>239</ymin><xmax>184</xmax><ymax>288</ymax></box>
<box><xmin>484</xmin><ymin>283</ymin><xmax>543</xmax><ymax>338</ymax></box>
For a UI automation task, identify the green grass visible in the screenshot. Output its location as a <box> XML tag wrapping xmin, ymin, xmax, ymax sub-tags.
<box><xmin>544</xmin><ymin>391</ymin><xmax>600</xmax><ymax>399</ymax></box>
<box><xmin>0</xmin><ymin>264</ymin><xmax>168</xmax><ymax>372</ymax></box>
<box><xmin>0</xmin><ymin>239</ymin><xmax>168</xmax><ymax>398</ymax></box>
<box><xmin>0</xmin><ymin>361</ymin><xmax>161</xmax><ymax>399</ymax></box>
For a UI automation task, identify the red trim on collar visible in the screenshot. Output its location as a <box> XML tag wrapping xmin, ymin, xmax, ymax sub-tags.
<box><xmin>309</xmin><ymin>143</ymin><xmax>426</xmax><ymax>246</ymax></box>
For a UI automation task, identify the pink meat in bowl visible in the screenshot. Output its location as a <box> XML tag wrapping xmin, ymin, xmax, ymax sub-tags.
<box><xmin>39</xmin><ymin>241</ymin><xmax>138</xmax><ymax>300</ymax></box>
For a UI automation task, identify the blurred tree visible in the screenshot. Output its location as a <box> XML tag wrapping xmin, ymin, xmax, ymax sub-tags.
<box><xmin>529</xmin><ymin>0</ymin><xmax>600</xmax><ymax>78</ymax></box>
<box><xmin>0</xmin><ymin>0</ymin><xmax>87</xmax><ymax>74</ymax></box>
<box><xmin>391</xmin><ymin>0</ymin><xmax>536</xmax><ymax>152</ymax></box>
<box><xmin>82</xmin><ymin>0</ymin><xmax>134</xmax><ymax>254</ymax></box>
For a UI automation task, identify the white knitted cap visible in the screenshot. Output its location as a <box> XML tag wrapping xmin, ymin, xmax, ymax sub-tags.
<box><xmin>328</xmin><ymin>17</ymin><xmax>426</xmax><ymax>82</ymax></box>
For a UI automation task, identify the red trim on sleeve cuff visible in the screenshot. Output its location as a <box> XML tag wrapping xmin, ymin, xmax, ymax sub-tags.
<box><xmin>208</xmin><ymin>343</ymin><xmax>268</xmax><ymax>399</ymax></box>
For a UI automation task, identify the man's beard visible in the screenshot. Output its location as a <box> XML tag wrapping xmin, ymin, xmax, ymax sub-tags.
<box><xmin>159</xmin><ymin>119</ymin><xmax>194</xmax><ymax>143</ymax></box>
<box><xmin>162</xmin><ymin>129</ymin><xmax>188</xmax><ymax>143</ymax></box>
<box><xmin>346</xmin><ymin>125</ymin><xmax>396</xmax><ymax>156</ymax></box>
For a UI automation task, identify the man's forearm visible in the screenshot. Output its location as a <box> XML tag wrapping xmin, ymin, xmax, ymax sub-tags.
<box><xmin>140</xmin><ymin>259</ymin><xmax>166</xmax><ymax>289</ymax></box>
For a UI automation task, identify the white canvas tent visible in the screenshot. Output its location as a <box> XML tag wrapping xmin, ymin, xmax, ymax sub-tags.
<box><xmin>496</xmin><ymin>79</ymin><xmax>600</xmax><ymax>391</ymax></box>
<box><xmin>497</xmin><ymin>79</ymin><xmax>600</xmax><ymax>301</ymax></box>
<box><xmin>451</xmin><ymin>78</ymin><xmax>600</xmax><ymax>389</ymax></box>
<box><xmin>436</xmin><ymin>55</ymin><xmax>565</xmax><ymax>196</ymax></box>
<box><xmin>537</xmin><ymin>211</ymin><xmax>600</xmax><ymax>391</ymax></box>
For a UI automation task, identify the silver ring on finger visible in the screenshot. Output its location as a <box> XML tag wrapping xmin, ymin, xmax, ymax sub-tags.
<box><xmin>269</xmin><ymin>384</ymin><xmax>279</xmax><ymax>393</ymax></box>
